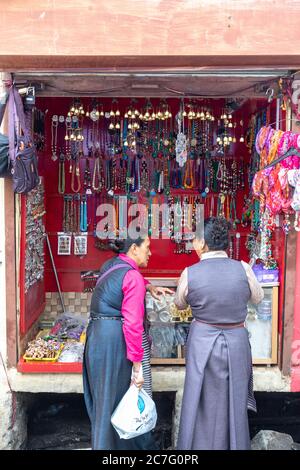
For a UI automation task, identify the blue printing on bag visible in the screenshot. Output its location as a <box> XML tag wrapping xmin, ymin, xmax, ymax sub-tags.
<box><xmin>137</xmin><ymin>394</ymin><xmax>145</xmax><ymax>414</ymax></box>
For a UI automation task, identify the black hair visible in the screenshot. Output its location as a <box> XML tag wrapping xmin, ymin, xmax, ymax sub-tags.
<box><xmin>109</xmin><ymin>236</ymin><xmax>147</xmax><ymax>254</ymax></box>
<box><xmin>204</xmin><ymin>217</ymin><xmax>231</xmax><ymax>251</ymax></box>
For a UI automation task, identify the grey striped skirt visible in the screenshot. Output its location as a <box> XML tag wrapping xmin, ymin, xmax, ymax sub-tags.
<box><xmin>141</xmin><ymin>330</ymin><xmax>152</xmax><ymax>397</ymax></box>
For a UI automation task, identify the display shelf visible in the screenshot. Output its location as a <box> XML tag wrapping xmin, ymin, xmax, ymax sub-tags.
<box><xmin>17</xmin><ymin>357</ymin><xmax>82</xmax><ymax>373</ymax></box>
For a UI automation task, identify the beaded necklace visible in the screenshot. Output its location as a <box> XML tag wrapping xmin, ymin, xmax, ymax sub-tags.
<box><xmin>73</xmin><ymin>194</ymin><xmax>80</xmax><ymax>233</ymax></box>
<box><xmin>84</xmin><ymin>157</ymin><xmax>92</xmax><ymax>194</ymax></box>
<box><xmin>58</xmin><ymin>151</ymin><xmax>65</xmax><ymax>195</ymax></box>
<box><xmin>92</xmin><ymin>151</ymin><xmax>103</xmax><ymax>192</ymax></box>
<box><xmin>65</xmin><ymin>117</ymin><xmax>72</xmax><ymax>161</ymax></box>
<box><xmin>51</xmin><ymin>115</ymin><xmax>58</xmax><ymax>161</ymax></box>
<box><xmin>183</xmin><ymin>159</ymin><xmax>194</xmax><ymax>189</ymax></box>
<box><xmin>80</xmin><ymin>195</ymin><xmax>88</xmax><ymax>232</ymax></box>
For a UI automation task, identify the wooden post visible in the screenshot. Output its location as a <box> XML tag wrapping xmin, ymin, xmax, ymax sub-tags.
<box><xmin>0</xmin><ymin>73</ymin><xmax>18</xmax><ymax>367</ymax></box>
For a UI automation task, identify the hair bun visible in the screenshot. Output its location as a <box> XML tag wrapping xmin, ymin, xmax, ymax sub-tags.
<box><xmin>109</xmin><ymin>239</ymin><xmax>125</xmax><ymax>253</ymax></box>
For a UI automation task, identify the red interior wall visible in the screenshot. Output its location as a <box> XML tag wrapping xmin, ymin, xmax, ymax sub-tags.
<box><xmin>36</xmin><ymin>96</ymin><xmax>277</xmax><ymax>293</ymax></box>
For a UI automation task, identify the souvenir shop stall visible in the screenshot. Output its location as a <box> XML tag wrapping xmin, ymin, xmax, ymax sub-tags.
<box><xmin>17</xmin><ymin>91</ymin><xmax>297</xmax><ymax>373</ymax></box>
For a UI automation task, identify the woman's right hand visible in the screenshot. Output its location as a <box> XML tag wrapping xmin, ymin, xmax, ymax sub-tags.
<box><xmin>131</xmin><ymin>362</ymin><xmax>144</xmax><ymax>389</ymax></box>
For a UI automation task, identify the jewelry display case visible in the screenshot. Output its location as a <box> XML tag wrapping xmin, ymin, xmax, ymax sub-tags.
<box><xmin>246</xmin><ymin>283</ymin><xmax>279</xmax><ymax>364</ymax></box>
<box><xmin>146</xmin><ymin>278</ymin><xmax>279</xmax><ymax>366</ymax></box>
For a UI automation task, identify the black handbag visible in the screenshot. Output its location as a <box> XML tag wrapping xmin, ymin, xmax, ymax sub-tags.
<box><xmin>0</xmin><ymin>132</ymin><xmax>9</xmax><ymax>176</ymax></box>
<box><xmin>8</xmin><ymin>86</ymin><xmax>39</xmax><ymax>193</ymax></box>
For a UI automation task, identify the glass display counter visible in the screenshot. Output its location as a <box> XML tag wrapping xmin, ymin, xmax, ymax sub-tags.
<box><xmin>146</xmin><ymin>278</ymin><xmax>279</xmax><ymax>366</ymax></box>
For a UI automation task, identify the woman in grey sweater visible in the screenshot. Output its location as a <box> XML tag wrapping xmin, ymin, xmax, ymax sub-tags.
<box><xmin>175</xmin><ymin>217</ymin><xmax>264</xmax><ymax>450</ymax></box>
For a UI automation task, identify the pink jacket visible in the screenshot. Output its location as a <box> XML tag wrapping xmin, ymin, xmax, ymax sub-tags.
<box><xmin>119</xmin><ymin>254</ymin><xmax>149</xmax><ymax>362</ymax></box>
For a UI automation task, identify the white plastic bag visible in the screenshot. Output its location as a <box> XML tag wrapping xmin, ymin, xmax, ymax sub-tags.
<box><xmin>111</xmin><ymin>381</ymin><xmax>157</xmax><ymax>439</ymax></box>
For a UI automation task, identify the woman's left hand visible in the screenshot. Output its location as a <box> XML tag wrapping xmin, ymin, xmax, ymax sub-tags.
<box><xmin>147</xmin><ymin>285</ymin><xmax>174</xmax><ymax>300</ymax></box>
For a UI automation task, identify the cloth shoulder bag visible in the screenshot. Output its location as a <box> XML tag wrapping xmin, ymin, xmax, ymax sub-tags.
<box><xmin>8</xmin><ymin>86</ymin><xmax>39</xmax><ymax>193</ymax></box>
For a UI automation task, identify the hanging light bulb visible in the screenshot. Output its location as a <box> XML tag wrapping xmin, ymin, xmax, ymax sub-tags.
<box><xmin>100</xmin><ymin>110</ymin><xmax>104</xmax><ymax>117</ymax></box>
<box><xmin>110</xmin><ymin>110</ymin><xmax>115</xmax><ymax>117</ymax></box>
<box><xmin>239</xmin><ymin>136</ymin><xmax>245</xmax><ymax>143</ymax></box>
<box><xmin>109</xmin><ymin>122</ymin><xmax>115</xmax><ymax>130</ymax></box>
<box><xmin>124</xmin><ymin>112</ymin><xmax>128</xmax><ymax>118</ymax></box>
<box><xmin>115</xmin><ymin>122</ymin><xmax>121</xmax><ymax>129</ymax></box>
<box><xmin>128</xmin><ymin>109</ymin><xmax>132</xmax><ymax>116</ymax></box>
<box><xmin>70</xmin><ymin>132</ymin><xmax>75</xmax><ymax>140</ymax></box>
<box><xmin>128</xmin><ymin>123</ymin><xmax>132</xmax><ymax>130</ymax></box>
<box><xmin>64</xmin><ymin>134</ymin><xmax>69</xmax><ymax>141</ymax></box>
<box><xmin>124</xmin><ymin>140</ymin><xmax>128</xmax><ymax>147</ymax></box>
<box><xmin>116</xmin><ymin>109</ymin><xmax>120</xmax><ymax>117</ymax></box>
<box><xmin>233</xmin><ymin>136</ymin><xmax>237</xmax><ymax>143</ymax></box>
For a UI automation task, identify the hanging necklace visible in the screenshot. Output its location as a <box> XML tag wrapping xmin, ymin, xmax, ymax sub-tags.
<box><xmin>217</xmin><ymin>193</ymin><xmax>226</xmax><ymax>217</ymax></box>
<box><xmin>63</xmin><ymin>195</ymin><xmax>70</xmax><ymax>232</ymax></box>
<box><xmin>71</xmin><ymin>150</ymin><xmax>81</xmax><ymax>193</ymax></box>
<box><xmin>84</xmin><ymin>157</ymin><xmax>92</xmax><ymax>194</ymax></box>
<box><xmin>235</xmin><ymin>232</ymin><xmax>241</xmax><ymax>260</ymax></box>
<box><xmin>73</xmin><ymin>194</ymin><xmax>80</xmax><ymax>233</ymax></box>
<box><xmin>92</xmin><ymin>151</ymin><xmax>103</xmax><ymax>192</ymax></box>
<box><xmin>229</xmin><ymin>234</ymin><xmax>234</xmax><ymax>259</ymax></box>
<box><xmin>148</xmin><ymin>196</ymin><xmax>153</xmax><ymax>236</ymax></box>
<box><xmin>51</xmin><ymin>115</ymin><xmax>58</xmax><ymax>161</ymax></box>
<box><xmin>80</xmin><ymin>195</ymin><xmax>88</xmax><ymax>232</ymax></box>
<box><xmin>176</xmin><ymin>107</ymin><xmax>187</xmax><ymax>167</ymax></box>
<box><xmin>140</xmin><ymin>159</ymin><xmax>149</xmax><ymax>192</ymax></box>
<box><xmin>183</xmin><ymin>159</ymin><xmax>194</xmax><ymax>189</ymax></box>
<box><xmin>164</xmin><ymin>159</ymin><xmax>171</xmax><ymax>196</ymax></box>
<box><xmin>65</xmin><ymin>117</ymin><xmax>72</xmax><ymax>161</ymax></box>
<box><xmin>210</xmin><ymin>194</ymin><xmax>215</xmax><ymax>217</ymax></box>
<box><xmin>171</xmin><ymin>161</ymin><xmax>182</xmax><ymax>189</ymax></box>
<box><xmin>69</xmin><ymin>195</ymin><xmax>75</xmax><ymax>233</ymax></box>
<box><xmin>58</xmin><ymin>150</ymin><xmax>65</xmax><ymax>195</ymax></box>
<box><xmin>134</xmin><ymin>157</ymin><xmax>141</xmax><ymax>192</ymax></box>
<box><xmin>157</xmin><ymin>159</ymin><xmax>164</xmax><ymax>194</ymax></box>
<box><xmin>112</xmin><ymin>157</ymin><xmax>118</xmax><ymax>190</ymax></box>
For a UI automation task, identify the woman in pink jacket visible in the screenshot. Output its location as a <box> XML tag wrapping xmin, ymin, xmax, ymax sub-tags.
<box><xmin>83</xmin><ymin>236</ymin><xmax>172</xmax><ymax>450</ymax></box>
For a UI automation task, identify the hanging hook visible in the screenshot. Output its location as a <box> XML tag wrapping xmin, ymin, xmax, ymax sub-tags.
<box><xmin>266</xmin><ymin>88</ymin><xmax>274</xmax><ymax>103</ymax></box>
